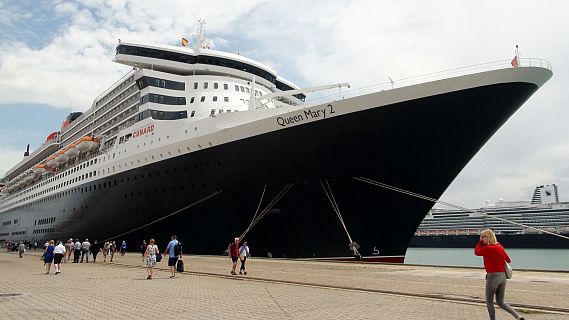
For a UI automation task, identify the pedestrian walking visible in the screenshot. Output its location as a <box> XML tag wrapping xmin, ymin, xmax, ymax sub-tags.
<box><xmin>238</xmin><ymin>240</ymin><xmax>250</xmax><ymax>275</ymax></box>
<box><xmin>475</xmin><ymin>229</ymin><xmax>525</xmax><ymax>320</ymax></box>
<box><xmin>90</xmin><ymin>240</ymin><xmax>100</xmax><ymax>263</ymax></box>
<box><xmin>73</xmin><ymin>239</ymin><xmax>81</xmax><ymax>263</ymax></box>
<box><xmin>140</xmin><ymin>240</ymin><xmax>147</xmax><ymax>262</ymax></box>
<box><xmin>33</xmin><ymin>241</ymin><xmax>38</xmax><ymax>251</ymax></box>
<box><xmin>102</xmin><ymin>242</ymin><xmax>110</xmax><ymax>262</ymax></box>
<box><xmin>18</xmin><ymin>241</ymin><xmax>25</xmax><ymax>258</ymax></box>
<box><xmin>109</xmin><ymin>241</ymin><xmax>116</xmax><ymax>262</ymax></box>
<box><xmin>80</xmin><ymin>239</ymin><xmax>91</xmax><ymax>263</ymax></box>
<box><xmin>144</xmin><ymin>239</ymin><xmax>158</xmax><ymax>279</ymax></box>
<box><xmin>53</xmin><ymin>241</ymin><xmax>66</xmax><ymax>275</ymax></box>
<box><xmin>227</xmin><ymin>237</ymin><xmax>239</xmax><ymax>275</ymax></box>
<box><xmin>120</xmin><ymin>240</ymin><xmax>127</xmax><ymax>256</ymax></box>
<box><xmin>44</xmin><ymin>240</ymin><xmax>55</xmax><ymax>274</ymax></box>
<box><xmin>64</xmin><ymin>239</ymin><xmax>73</xmax><ymax>262</ymax></box>
<box><xmin>164</xmin><ymin>235</ymin><xmax>179</xmax><ymax>278</ymax></box>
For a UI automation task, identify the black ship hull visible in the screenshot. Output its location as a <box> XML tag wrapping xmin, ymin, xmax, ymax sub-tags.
<box><xmin>3</xmin><ymin>81</ymin><xmax>540</xmax><ymax>262</ymax></box>
<box><xmin>410</xmin><ymin>234</ymin><xmax>569</xmax><ymax>249</ymax></box>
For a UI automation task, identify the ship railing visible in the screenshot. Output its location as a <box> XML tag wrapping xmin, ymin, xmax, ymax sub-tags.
<box><xmin>304</xmin><ymin>57</ymin><xmax>552</xmax><ymax>106</ymax></box>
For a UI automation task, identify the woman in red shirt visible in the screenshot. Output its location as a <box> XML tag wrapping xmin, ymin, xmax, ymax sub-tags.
<box><xmin>475</xmin><ymin>229</ymin><xmax>524</xmax><ymax>320</ymax></box>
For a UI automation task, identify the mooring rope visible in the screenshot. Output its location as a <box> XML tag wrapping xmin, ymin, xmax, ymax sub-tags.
<box><xmin>100</xmin><ymin>189</ymin><xmax>223</xmax><ymax>243</ymax></box>
<box><xmin>238</xmin><ymin>183</ymin><xmax>295</xmax><ymax>241</ymax></box>
<box><xmin>320</xmin><ymin>179</ymin><xmax>361</xmax><ymax>256</ymax></box>
<box><xmin>354</xmin><ymin>176</ymin><xmax>569</xmax><ymax>241</ymax></box>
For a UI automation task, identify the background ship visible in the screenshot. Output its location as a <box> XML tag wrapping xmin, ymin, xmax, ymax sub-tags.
<box><xmin>410</xmin><ymin>184</ymin><xmax>569</xmax><ymax>248</ymax></box>
<box><xmin>0</xmin><ymin>25</ymin><xmax>554</xmax><ymax>262</ymax></box>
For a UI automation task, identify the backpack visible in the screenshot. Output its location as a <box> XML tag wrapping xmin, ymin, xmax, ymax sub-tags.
<box><xmin>174</xmin><ymin>243</ymin><xmax>182</xmax><ymax>256</ymax></box>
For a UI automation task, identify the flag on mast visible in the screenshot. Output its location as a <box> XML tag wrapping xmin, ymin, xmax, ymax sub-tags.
<box><xmin>511</xmin><ymin>56</ymin><xmax>519</xmax><ymax>67</ymax></box>
<box><xmin>511</xmin><ymin>44</ymin><xmax>519</xmax><ymax>67</ymax></box>
<box><xmin>181</xmin><ymin>37</ymin><xmax>189</xmax><ymax>47</ymax></box>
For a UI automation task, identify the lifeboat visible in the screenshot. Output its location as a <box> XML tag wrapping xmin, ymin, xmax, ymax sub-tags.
<box><xmin>34</xmin><ymin>164</ymin><xmax>47</xmax><ymax>176</ymax></box>
<box><xmin>75</xmin><ymin>136</ymin><xmax>96</xmax><ymax>152</ymax></box>
<box><xmin>46</xmin><ymin>155</ymin><xmax>59</xmax><ymax>168</ymax></box>
<box><xmin>55</xmin><ymin>149</ymin><xmax>69</xmax><ymax>164</ymax></box>
<box><xmin>64</xmin><ymin>144</ymin><xmax>80</xmax><ymax>159</ymax></box>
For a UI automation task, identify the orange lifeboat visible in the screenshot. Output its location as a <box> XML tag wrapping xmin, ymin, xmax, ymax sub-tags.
<box><xmin>46</xmin><ymin>154</ymin><xmax>59</xmax><ymax>168</ymax></box>
<box><xmin>55</xmin><ymin>149</ymin><xmax>69</xmax><ymax>164</ymax></box>
<box><xmin>76</xmin><ymin>136</ymin><xmax>96</xmax><ymax>152</ymax></box>
<box><xmin>34</xmin><ymin>164</ymin><xmax>47</xmax><ymax>176</ymax></box>
<box><xmin>64</xmin><ymin>143</ymin><xmax>80</xmax><ymax>158</ymax></box>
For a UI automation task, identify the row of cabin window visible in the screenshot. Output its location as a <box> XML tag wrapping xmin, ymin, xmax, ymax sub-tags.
<box><xmin>210</xmin><ymin>109</ymin><xmax>239</xmax><ymax>116</ymax></box>
<box><xmin>140</xmin><ymin>94</ymin><xmax>186</xmax><ymax>105</ymax></box>
<box><xmin>33</xmin><ymin>228</ymin><xmax>54</xmax><ymax>234</ymax></box>
<box><xmin>190</xmin><ymin>96</ymin><xmax>230</xmax><ymax>103</ymax></box>
<box><xmin>193</xmin><ymin>82</ymin><xmax>262</xmax><ymax>96</ymax></box>
<box><xmin>36</xmin><ymin>217</ymin><xmax>55</xmax><ymax>226</ymax></box>
<box><xmin>11</xmin><ymin>230</ymin><xmax>26</xmax><ymax>235</ymax></box>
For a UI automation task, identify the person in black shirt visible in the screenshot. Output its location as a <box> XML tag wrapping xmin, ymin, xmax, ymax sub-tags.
<box><xmin>90</xmin><ymin>240</ymin><xmax>101</xmax><ymax>263</ymax></box>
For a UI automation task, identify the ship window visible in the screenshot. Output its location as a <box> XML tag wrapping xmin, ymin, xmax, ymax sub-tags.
<box><xmin>246</xmin><ymin>88</ymin><xmax>250</xmax><ymax>93</ymax></box>
<box><xmin>178</xmin><ymin>97</ymin><xmax>185</xmax><ymax>104</ymax></box>
<box><xmin>155</xmin><ymin>79</ymin><xmax>160</xmax><ymax>86</ymax></box>
<box><xmin>240</xmin><ymin>86</ymin><xmax>245</xmax><ymax>92</ymax></box>
<box><xmin>190</xmin><ymin>97</ymin><xmax>195</xmax><ymax>103</ymax></box>
<box><xmin>194</xmin><ymin>82</ymin><xmax>198</xmax><ymax>89</ymax></box>
<box><xmin>159</xmin><ymin>96</ymin><xmax>165</xmax><ymax>104</ymax></box>
<box><xmin>223</xmin><ymin>84</ymin><xmax>228</xmax><ymax>90</ymax></box>
<box><xmin>153</xmin><ymin>95</ymin><xmax>159</xmax><ymax>103</ymax></box>
<box><xmin>224</xmin><ymin>97</ymin><xmax>229</xmax><ymax>102</ymax></box>
<box><xmin>210</xmin><ymin>109</ymin><xmax>215</xmax><ymax>117</ymax></box>
<box><xmin>190</xmin><ymin>111</ymin><xmax>195</xmax><ymax>117</ymax></box>
<box><xmin>213</xmin><ymin>96</ymin><xmax>217</xmax><ymax>102</ymax></box>
<box><xmin>235</xmin><ymin>85</ymin><xmax>239</xmax><ymax>91</ymax></box>
<box><xmin>200</xmin><ymin>96</ymin><xmax>205</xmax><ymax>102</ymax></box>
<box><xmin>214</xmin><ymin>83</ymin><xmax>219</xmax><ymax>89</ymax></box>
<box><xmin>203</xmin><ymin>82</ymin><xmax>208</xmax><ymax>89</ymax></box>
<box><xmin>219</xmin><ymin>109</ymin><xmax>224</xmax><ymax>113</ymax></box>
<box><xmin>161</xmin><ymin>80</ymin><xmax>166</xmax><ymax>88</ymax></box>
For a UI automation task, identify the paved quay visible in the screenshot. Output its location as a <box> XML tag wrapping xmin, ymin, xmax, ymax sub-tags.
<box><xmin>1</xmin><ymin>251</ymin><xmax>568</xmax><ymax>320</ymax></box>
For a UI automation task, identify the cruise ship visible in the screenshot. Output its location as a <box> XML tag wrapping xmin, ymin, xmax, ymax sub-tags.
<box><xmin>0</xmin><ymin>24</ymin><xmax>554</xmax><ymax>262</ymax></box>
<box><xmin>411</xmin><ymin>185</ymin><xmax>569</xmax><ymax>248</ymax></box>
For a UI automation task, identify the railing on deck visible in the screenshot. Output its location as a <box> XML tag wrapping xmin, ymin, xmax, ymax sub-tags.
<box><xmin>305</xmin><ymin>58</ymin><xmax>552</xmax><ymax>106</ymax></box>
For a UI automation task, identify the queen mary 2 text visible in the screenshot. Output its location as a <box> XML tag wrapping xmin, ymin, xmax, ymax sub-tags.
<box><xmin>276</xmin><ymin>104</ymin><xmax>336</xmax><ymax>127</ymax></box>
<box><xmin>132</xmin><ymin>124</ymin><xmax>155</xmax><ymax>138</ymax></box>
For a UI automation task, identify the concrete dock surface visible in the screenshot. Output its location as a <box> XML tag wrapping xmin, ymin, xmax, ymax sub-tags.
<box><xmin>1</xmin><ymin>251</ymin><xmax>568</xmax><ymax>319</ymax></box>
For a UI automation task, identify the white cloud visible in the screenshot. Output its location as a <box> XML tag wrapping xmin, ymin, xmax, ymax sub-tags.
<box><xmin>0</xmin><ymin>146</ymin><xmax>24</xmax><ymax>178</ymax></box>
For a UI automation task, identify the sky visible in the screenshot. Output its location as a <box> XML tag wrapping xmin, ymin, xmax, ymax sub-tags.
<box><xmin>0</xmin><ymin>0</ymin><xmax>568</xmax><ymax>208</ymax></box>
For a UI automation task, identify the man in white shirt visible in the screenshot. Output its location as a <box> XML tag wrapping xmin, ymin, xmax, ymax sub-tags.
<box><xmin>80</xmin><ymin>239</ymin><xmax>91</xmax><ymax>263</ymax></box>
<box><xmin>73</xmin><ymin>239</ymin><xmax>81</xmax><ymax>263</ymax></box>
<box><xmin>53</xmin><ymin>241</ymin><xmax>66</xmax><ymax>274</ymax></box>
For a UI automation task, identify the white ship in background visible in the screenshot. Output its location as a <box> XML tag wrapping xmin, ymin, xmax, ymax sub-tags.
<box><xmin>412</xmin><ymin>185</ymin><xmax>569</xmax><ymax>248</ymax></box>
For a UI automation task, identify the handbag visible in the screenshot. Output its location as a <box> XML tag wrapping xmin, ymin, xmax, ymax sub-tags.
<box><xmin>156</xmin><ymin>252</ymin><xmax>162</xmax><ymax>262</ymax></box>
<box><xmin>505</xmin><ymin>262</ymin><xmax>513</xmax><ymax>279</ymax></box>
<box><xmin>176</xmin><ymin>259</ymin><xmax>184</xmax><ymax>273</ymax></box>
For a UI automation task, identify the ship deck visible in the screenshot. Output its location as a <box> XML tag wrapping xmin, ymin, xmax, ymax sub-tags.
<box><xmin>1</xmin><ymin>251</ymin><xmax>568</xmax><ymax>319</ymax></box>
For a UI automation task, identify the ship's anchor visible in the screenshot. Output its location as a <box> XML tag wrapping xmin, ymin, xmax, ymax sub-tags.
<box><xmin>320</xmin><ymin>179</ymin><xmax>362</xmax><ymax>259</ymax></box>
